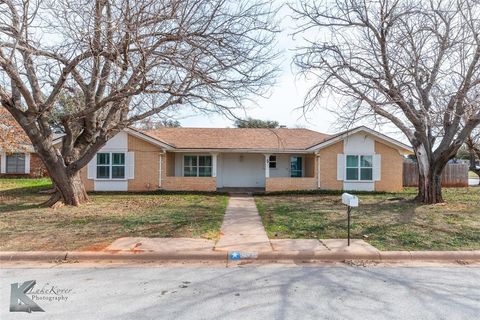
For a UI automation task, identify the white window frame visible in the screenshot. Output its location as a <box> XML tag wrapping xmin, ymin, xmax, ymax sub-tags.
<box><xmin>183</xmin><ymin>155</ymin><xmax>213</xmax><ymax>177</ymax></box>
<box><xmin>96</xmin><ymin>152</ymin><xmax>126</xmax><ymax>180</ymax></box>
<box><xmin>345</xmin><ymin>154</ymin><xmax>374</xmax><ymax>182</ymax></box>
<box><xmin>268</xmin><ymin>155</ymin><xmax>277</xmax><ymax>169</ymax></box>
<box><xmin>5</xmin><ymin>153</ymin><xmax>26</xmax><ymax>174</ymax></box>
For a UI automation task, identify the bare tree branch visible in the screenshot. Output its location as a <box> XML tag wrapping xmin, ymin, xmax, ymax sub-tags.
<box><xmin>293</xmin><ymin>0</ymin><xmax>480</xmax><ymax>203</ymax></box>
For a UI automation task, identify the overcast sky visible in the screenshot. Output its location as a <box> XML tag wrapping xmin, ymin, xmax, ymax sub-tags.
<box><xmin>169</xmin><ymin>2</ymin><xmax>408</xmax><ymax>143</ymax></box>
<box><xmin>176</xmin><ymin>3</ymin><xmax>338</xmax><ymax>134</ymax></box>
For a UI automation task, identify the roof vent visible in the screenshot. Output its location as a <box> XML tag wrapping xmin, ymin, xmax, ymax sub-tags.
<box><xmin>279</xmin><ymin>125</ymin><xmax>287</xmax><ymax>128</ymax></box>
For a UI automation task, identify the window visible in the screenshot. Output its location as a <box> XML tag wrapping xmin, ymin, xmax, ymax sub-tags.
<box><xmin>112</xmin><ymin>153</ymin><xmax>125</xmax><ymax>179</ymax></box>
<box><xmin>346</xmin><ymin>155</ymin><xmax>373</xmax><ymax>181</ymax></box>
<box><xmin>184</xmin><ymin>155</ymin><xmax>198</xmax><ymax>177</ymax></box>
<box><xmin>6</xmin><ymin>153</ymin><xmax>26</xmax><ymax>174</ymax></box>
<box><xmin>198</xmin><ymin>156</ymin><xmax>212</xmax><ymax>177</ymax></box>
<box><xmin>97</xmin><ymin>153</ymin><xmax>110</xmax><ymax>179</ymax></box>
<box><xmin>290</xmin><ymin>156</ymin><xmax>303</xmax><ymax>177</ymax></box>
<box><xmin>184</xmin><ymin>155</ymin><xmax>212</xmax><ymax>177</ymax></box>
<box><xmin>269</xmin><ymin>155</ymin><xmax>277</xmax><ymax>169</ymax></box>
<box><xmin>96</xmin><ymin>152</ymin><xmax>125</xmax><ymax>179</ymax></box>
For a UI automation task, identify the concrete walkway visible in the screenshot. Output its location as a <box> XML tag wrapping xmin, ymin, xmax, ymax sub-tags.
<box><xmin>214</xmin><ymin>194</ymin><xmax>272</xmax><ymax>252</ymax></box>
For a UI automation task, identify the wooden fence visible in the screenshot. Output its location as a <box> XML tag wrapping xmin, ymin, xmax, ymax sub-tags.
<box><xmin>403</xmin><ymin>162</ymin><xmax>469</xmax><ymax>187</ymax></box>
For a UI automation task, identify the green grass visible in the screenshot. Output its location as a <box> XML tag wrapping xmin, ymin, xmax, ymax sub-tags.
<box><xmin>255</xmin><ymin>188</ymin><xmax>480</xmax><ymax>251</ymax></box>
<box><xmin>0</xmin><ymin>178</ymin><xmax>227</xmax><ymax>251</ymax></box>
<box><xmin>468</xmin><ymin>171</ymin><xmax>479</xmax><ymax>179</ymax></box>
<box><xmin>0</xmin><ymin>177</ymin><xmax>52</xmax><ymax>191</ymax></box>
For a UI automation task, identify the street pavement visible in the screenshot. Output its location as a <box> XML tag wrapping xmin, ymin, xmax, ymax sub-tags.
<box><xmin>1</xmin><ymin>262</ymin><xmax>479</xmax><ymax>320</ymax></box>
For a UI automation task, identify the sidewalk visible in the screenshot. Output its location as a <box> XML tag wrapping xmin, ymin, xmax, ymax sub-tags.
<box><xmin>214</xmin><ymin>194</ymin><xmax>272</xmax><ymax>252</ymax></box>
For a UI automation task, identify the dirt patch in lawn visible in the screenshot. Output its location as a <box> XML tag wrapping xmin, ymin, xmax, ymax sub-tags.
<box><xmin>0</xmin><ymin>179</ymin><xmax>228</xmax><ymax>251</ymax></box>
<box><xmin>255</xmin><ymin>188</ymin><xmax>480</xmax><ymax>251</ymax></box>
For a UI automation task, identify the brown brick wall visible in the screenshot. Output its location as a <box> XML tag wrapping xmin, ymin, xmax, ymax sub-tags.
<box><xmin>127</xmin><ymin>134</ymin><xmax>162</xmax><ymax>191</ymax></box>
<box><xmin>304</xmin><ymin>154</ymin><xmax>316</xmax><ymax>177</ymax></box>
<box><xmin>79</xmin><ymin>166</ymin><xmax>94</xmax><ymax>191</ymax></box>
<box><xmin>318</xmin><ymin>141</ymin><xmax>343</xmax><ymax>190</ymax></box>
<box><xmin>265</xmin><ymin>177</ymin><xmax>317</xmax><ymax>192</ymax></box>
<box><xmin>30</xmin><ymin>153</ymin><xmax>48</xmax><ymax>177</ymax></box>
<box><xmin>162</xmin><ymin>177</ymin><xmax>217</xmax><ymax>191</ymax></box>
<box><xmin>374</xmin><ymin>141</ymin><xmax>404</xmax><ymax>192</ymax></box>
<box><xmin>166</xmin><ymin>152</ymin><xmax>175</xmax><ymax>177</ymax></box>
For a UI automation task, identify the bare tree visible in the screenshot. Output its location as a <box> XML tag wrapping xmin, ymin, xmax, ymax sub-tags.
<box><xmin>292</xmin><ymin>0</ymin><xmax>480</xmax><ymax>203</ymax></box>
<box><xmin>0</xmin><ymin>0</ymin><xmax>279</xmax><ymax>206</ymax></box>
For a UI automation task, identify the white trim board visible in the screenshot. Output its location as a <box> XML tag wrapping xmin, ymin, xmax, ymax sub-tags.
<box><xmin>309</xmin><ymin>126</ymin><xmax>413</xmax><ymax>154</ymax></box>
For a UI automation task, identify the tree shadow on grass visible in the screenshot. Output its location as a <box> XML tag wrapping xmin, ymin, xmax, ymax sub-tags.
<box><xmin>0</xmin><ymin>185</ymin><xmax>51</xmax><ymax>213</ymax></box>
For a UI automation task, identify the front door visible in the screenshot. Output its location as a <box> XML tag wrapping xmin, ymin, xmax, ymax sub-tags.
<box><xmin>220</xmin><ymin>153</ymin><xmax>265</xmax><ymax>187</ymax></box>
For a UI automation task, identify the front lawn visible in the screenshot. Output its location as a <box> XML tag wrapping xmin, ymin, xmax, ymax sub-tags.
<box><xmin>0</xmin><ymin>178</ymin><xmax>228</xmax><ymax>251</ymax></box>
<box><xmin>255</xmin><ymin>188</ymin><xmax>480</xmax><ymax>251</ymax></box>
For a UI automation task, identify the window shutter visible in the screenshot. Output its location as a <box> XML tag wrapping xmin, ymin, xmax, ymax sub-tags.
<box><xmin>24</xmin><ymin>153</ymin><xmax>31</xmax><ymax>174</ymax></box>
<box><xmin>337</xmin><ymin>154</ymin><xmax>345</xmax><ymax>180</ymax></box>
<box><xmin>87</xmin><ymin>155</ymin><xmax>96</xmax><ymax>179</ymax></box>
<box><xmin>0</xmin><ymin>153</ymin><xmax>5</xmax><ymax>173</ymax></box>
<box><xmin>127</xmin><ymin>152</ymin><xmax>135</xmax><ymax>179</ymax></box>
<box><xmin>373</xmin><ymin>154</ymin><xmax>381</xmax><ymax>181</ymax></box>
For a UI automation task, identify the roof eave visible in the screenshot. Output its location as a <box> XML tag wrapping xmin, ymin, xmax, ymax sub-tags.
<box><xmin>52</xmin><ymin>128</ymin><xmax>175</xmax><ymax>150</ymax></box>
<box><xmin>125</xmin><ymin>127</ymin><xmax>175</xmax><ymax>149</ymax></box>
<box><xmin>169</xmin><ymin>148</ymin><xmax>314</xmax><ymax>154</ymax></box>
<box><xmin>308</xmin><ymin>126</ymin><xmax>413</xmax><ymax>154</ymax></box>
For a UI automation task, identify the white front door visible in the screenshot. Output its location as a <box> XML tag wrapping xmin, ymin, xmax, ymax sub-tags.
<box><xmin>219</xmin><ymin>153</ymin><xmax>265</xmax><ymax>188</ymax></box>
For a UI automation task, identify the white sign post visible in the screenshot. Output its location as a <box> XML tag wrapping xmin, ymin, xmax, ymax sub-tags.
<box><xmin>342</xmin><ymin>193</ymin><xmax>359</xmax><ymax>246</ymax></box>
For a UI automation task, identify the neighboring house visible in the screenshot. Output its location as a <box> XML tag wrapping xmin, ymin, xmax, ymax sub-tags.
<box><xmin>0</xmin><ymin>107</ymin><xmax>48</xmax><ymax>177</ymax></box>
<box><xmin>0</xmin><ymin>147</ymin><xmax>47</xmax><ymax>177</ymax></box>
<box><xmin>75</xmin><ymin>126</ymin><xmax>412</xmax><ymax>192</ymax></box>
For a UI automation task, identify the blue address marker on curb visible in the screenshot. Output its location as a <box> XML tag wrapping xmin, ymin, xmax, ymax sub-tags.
<box><xmin>230</xmin><ymin>252</ymin><xmax>241</xmax><ymax>260</ymax></box>
<box><xmin>228</xmin><ymin>251</ymin><xmax>258</xmax><ymax>260</ymax></box>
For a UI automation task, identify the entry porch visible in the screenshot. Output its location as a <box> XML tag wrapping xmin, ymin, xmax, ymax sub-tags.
<box><xmin>160</xmin><ymin>152</ymin><xmax>319</xmax><ymax>192</ymax></box>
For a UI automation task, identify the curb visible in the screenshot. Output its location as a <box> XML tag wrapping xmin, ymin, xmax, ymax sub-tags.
<box><xmin>0</xmin><ymin>251</ymin><xmax>228</xmax><ymax>262</ymax></box>
<box><xmin>1</xmin><ymin>250</ymin><xmax>479</xmax><ymax>262</ymax></box>
<box><xmin>256</xmin><ymin>251</ymin><xmax>381</xmax><ymax>261</ymax></box>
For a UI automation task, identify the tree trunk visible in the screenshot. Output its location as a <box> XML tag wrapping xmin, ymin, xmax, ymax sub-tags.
<box><xmin>42</xmin><ymin>165</ymin><xmax>89</xmax><ymax>207</ymax></box>
<box><xmin>414</xmin><ymin>147</ymin><xmax>445</xmax><ymax>204</ymax></box>
<box><xmin>416</xmin><ymin>168</ymin><xmax>444</xmax><ymax>204</ymax></box>
<box><xmin>468</xmin><ymin>148</ymin><xmax>480</xmax><ymax>185</ymax></box>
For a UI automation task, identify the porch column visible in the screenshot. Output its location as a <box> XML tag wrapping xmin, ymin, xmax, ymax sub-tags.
<box><xmin>316</xmin><ymin>154</ymin><xmax>321</xmax><ymax>188</ymax></box>
<box><xmin>211</xmin><ymin>153</ymin><xmax>218</xmax><ymax>177</ymax></box>
<box><xmin>264</xmin><ymin>154</ymin><xmax>270</xmax><ymax>178</ymax></box>
<box><xmin>158</xmin><ymin>152</ymin><xmax>163</xmax><ymax>187</ymax></box>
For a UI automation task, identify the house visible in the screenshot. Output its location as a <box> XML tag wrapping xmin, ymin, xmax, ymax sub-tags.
<box><xmin>0</xmin><ymin>147</ymin><xmax>48</xmax><ymax>178</ymax></box>
<box><xmin>0</xmin><ymin>108</ymin><xmax>48</xmax><ymax>177</ymax></box>
<box><xmin>76</xmin><ymin>126</ymin><xmax>412</xmax><ymax>192</ymax></box>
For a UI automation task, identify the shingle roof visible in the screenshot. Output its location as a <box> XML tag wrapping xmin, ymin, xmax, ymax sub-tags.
<box><xmin>144</xmin><ymin>128</ymin><xmax>331</xmax><ymax>150</ymax></box>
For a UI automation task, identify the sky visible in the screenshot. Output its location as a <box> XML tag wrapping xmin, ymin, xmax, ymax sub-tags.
<box><xmin>176</xmin><ymin>3</ymin><xmax>339</xmax><ymax>134</ymax></box>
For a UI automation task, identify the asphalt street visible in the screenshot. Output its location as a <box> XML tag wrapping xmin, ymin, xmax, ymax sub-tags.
<box><xmin>1</xmin><ymin>262</ymin><xmax>479</xmax><ymax>320</ymax></box>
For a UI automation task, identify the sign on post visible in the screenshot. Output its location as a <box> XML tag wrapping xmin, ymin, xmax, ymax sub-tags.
<box><xmin>341</xmin><ymin>193</ymin><xmax>359</xmax><ymax>246</ymax></box>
